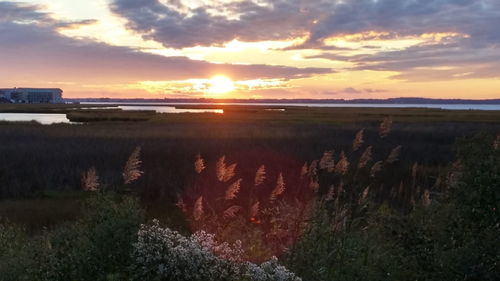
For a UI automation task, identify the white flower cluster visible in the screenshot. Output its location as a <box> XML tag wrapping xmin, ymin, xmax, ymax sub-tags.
<box><xmin>191</xmin><ymin>230</ymin><xmax>245</xmax><ymax>263</ymax></box>
<box><xmin>244</xmin><ymin>257</ymin><xmax>301</xmax><ymax>281</ymax></box>
<box><xmin>131</xmin><ymin>219</ymin><xmax>301</xmax><ymax>281</ymax></box>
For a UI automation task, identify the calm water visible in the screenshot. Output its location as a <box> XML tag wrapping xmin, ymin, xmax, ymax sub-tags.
<box><xmin>116</xmin><ymin>105</ymin><xmax>223</xmax><ymax>114</ymax></box>
<box><xmin>1</xmin><ymin>103</ymin><xmax>498</xmax><ymax>125</ymax></box>
<box><xmin>83</xmin><ymin>102</ymin><xmax>500</xmax><ymax>111</ymax></box>
<box><xmin>0</xmin><ymin>113</ymin><xmax>71</xmax><ymax>124</ymax></box>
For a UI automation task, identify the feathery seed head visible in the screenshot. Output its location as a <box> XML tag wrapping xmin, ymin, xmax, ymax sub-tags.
<box><xmin>250</xmin><ymin>201</ymin><xmax>260</xmax><ymax>218</ymax></box>
<box><xmin>309</xmin><ymin>177</ymin><xmax>319</xmax><ymax>192</ymax></box>
<box><xmin>352</xmin><ymin>129</ymin><xmax>365</xmax><ymax>151</ymax></box>
<box><xmin>422</xmin><ymin>189</ymin><xmax>431</xmax><ymax>207</ymax></box>
<box><xmin>370</xmin><ymin>161</ymin><xmax>383</xmax><ymax>177</ymax></box>
<box><xmin>176</xmin><ymin>195</ymin><xmax>187</xmax><ymax>213</ymax></box>
<box><xmin>194</xmin><ymin>153</ymin><xmax>206</xmax><ymax>174</ymax></box>
<box><xmin>309</xmin><ymin>160</ymin><xmax>318</xmax><ymax>177</ymax></box>
<box><xmin>387</xmin><ymin>145</ymin><xmax>402</xmax><ymax>164</ymax></box>
<box><xmin>319</xmin><ymin>150</ymin><xmax>335</xmax><ymax>172</ymax></box>
<box><xmin>82</xmin><ymin>167</ymin><xmax>99</xmax><ymax>191</ymax></box>
<box><xmin>225</xmin><ymin>178</ymin><xmax>242</xmax><ymax>200</ymax></box>
<box><xmin>223</xmin><ymin>205</ymin><xmax>242</xmax><ymax>219</ymax></box>
<box><xmin>360</xmin><ymin>186</ymin><xmax>370</xmax><ymax>203</ymax></box>
<box><xmin>193</xmin><ymin>196</ymin><xmax>204</xmax><ymax>221</ymax></box>
<box><xmin>216</xmin><ymin>156</ymin><xmax>227</xmax><ymax>181</ymax></box>
<box><xmin>358</xmin><ymin>146</ymin><xmax>373</xmax><ymax>168</ymax></box>
<box><xmin>222</xmin><ymin>163</ymin><xmax>237</xmax><ymax>182</ymax></box>
<box><xmin>254</xmin><ymin>165</ymin><xmax>266</xmax><ymax>186</ymax></box>
<box><xmin>379</xmin><ymin>116</ymin><xmax>393</xmax><ymax>138</ymax></box>
<box><xmin>300</xmin><ymin>162</ymin><xmax>309</xmax><ymax>178</ymax></box>
<box><xmin>335</xmin><ymin>151</ymin><xmax>350</xmax><ymax>175</ymax></box>
<box><xmin>270</xmin><ymin>172</ymin><xmax>286</xmax><ymax>203</ymax></box>
<box><xmin>123</xmin><ymin>146</ymin><xmax>143</xmax><ymax>184</ymax></box>
<box><xmin>216</xmin><ymin>156</ymin><xmax>237</xmax><ymax>182</ymax></box>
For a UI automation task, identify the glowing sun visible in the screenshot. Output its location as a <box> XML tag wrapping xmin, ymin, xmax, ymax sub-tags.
<box><xmin>208</xmin><ymin>75</ymin><xmax>235</xmax><ymax>95</ymax></box>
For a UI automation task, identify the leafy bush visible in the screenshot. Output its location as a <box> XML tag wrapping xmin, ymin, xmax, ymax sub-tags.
<box><xmin>287</xmin><ymin>133</ymin><xmax>500</xmax><ymax>281</ymax></box>
<box><xmin>6</xmin><ymin>193</ymin><xmax>145</xmax><ymax>281</ymax></box>
<box><xmin>41</xmin><ymin>193</ymin><xmax>143</xmax><ymax>281</ymax></box>
<box><xmin>0</xmin><ymin>221</ymin><xmax>42</xmax><ymax>280</ymax></box>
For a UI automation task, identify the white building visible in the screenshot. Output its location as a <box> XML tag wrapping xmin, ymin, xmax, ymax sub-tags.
<box><xmin>0</xmin><ymin>88</ymin><xmax>63</xmax><ymax>103</ymax></box>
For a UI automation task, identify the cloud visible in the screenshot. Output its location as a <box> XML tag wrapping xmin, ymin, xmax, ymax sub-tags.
<box><xmin>340</xmin><ymin>87</ymin><xmax>388</xmax><ymax>94</ymax></box>
<box><xmin>310</xmin><ymin>42</ymin><xmax>500</xmax><ymax>81</ymax></box>
<box><xmin>110</xmin><ymin>0</ymin><xmax>320</xmax><ymax>48</ymax></box>
<box><xmin>109</xmin><ymin>0</ymin><xmax>500</xmax><ymax>80</ymax></box>
<box><xmin>110</xmin><ymin>0</ymin><xmax>500</xmax><ymax>48</ymax></box>
<box><xmin>0</xmin><ymin>2</ymin><xmax>331</xmax><ymax>87</ymax></box>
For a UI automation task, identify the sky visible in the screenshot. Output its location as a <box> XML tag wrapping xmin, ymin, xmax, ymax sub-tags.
<box><xmin>1</xmin><ymin>0</ymin><xmax>500</xmax><ymax>99</ymax></box>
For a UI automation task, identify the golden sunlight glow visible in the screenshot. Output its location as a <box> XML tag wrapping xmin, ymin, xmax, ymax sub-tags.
<box><xmin>208</xmin><ymin>75</ymin><xmax>235</xmax><ymax>95</ymax></box>
<box><xmin>322</xmin><ymin>31</ymin><xmax>468</xmax><ymax>52</ymax></box>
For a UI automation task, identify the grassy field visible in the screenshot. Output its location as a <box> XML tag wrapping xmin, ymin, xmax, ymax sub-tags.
<box><xmin>0</xmin><ymin>105</ymin><xmax>498</xmax><ymax>226</ymax></box>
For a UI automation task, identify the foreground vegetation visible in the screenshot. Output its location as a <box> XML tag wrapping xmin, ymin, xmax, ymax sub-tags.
<box><xmin>0</xmin><ymin>106</ymin><xmax>499</xmax><ymax>280</ymax></box>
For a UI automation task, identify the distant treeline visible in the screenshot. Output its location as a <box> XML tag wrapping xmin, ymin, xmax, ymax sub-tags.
<box><xmin>66</xmin><ymin>97</ymin><xmax>500</xmax><ymax>104</ymax></box>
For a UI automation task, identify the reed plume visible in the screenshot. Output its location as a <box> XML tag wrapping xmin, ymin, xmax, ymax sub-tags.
<box><xmin>216</xmin><ymin>156</ymin><xmax>226</xmax><ymax>181</ymax></box>
<box><xmin>250</xmin><ymin>201</ymin><xmax>260</xmax><ymax>218</ymax></box>
<box><xmin>225</xmin><ymin>178</ymin><xmax>242</xmax><ymax>200</ymax></box>
<box><xmin>193</xmin><ymin>196</ymin><xmax>204</xmax><ymax>221</ymax></box>
<box><xmin>358</xmin><ymin>146</ymin><xmax>373</xmax><ymax>168</ymax></box>
<box><xmin>308</xmin><ymin>160</ymin><xmax>318</xmax><ymax>177</ymax></box>
<box><xmin>216</xmin><ymin>156</ymin><xmax>237</xmax><ymax>182</ymax></box>
<box><xmin>270</xmin><ymin>172</ymin><xmax>285</xmax><ymax>202</ymax></box>
<box><xmin>335</xmin><ymin>151</ymin><xmax>350</xmax><ymax>175</ymax></box>
<box><xmin>387</xmin><ymin>145</ymin><xmax>402</xmax><ymax>163</ymax></box>
<box><xmin>123</xmin><ymin>146</ymin><xmax>143</xmax><ymax>184</ymax></box>
<box><xmin>358</xmin><ymin>186</ymin><xmax>370</xmax><ymax>204</ymax></box>
<box><xmin>422</xmin><ymin>189</ymin><xmax>431</xmax><ymax>207</ymax></box>
<box><xmin>319</xmin><ymin>150</ymin><xmax>335</xmax><ymax>172</ymax></box>
<box><xmin>379</xmin><ymin>116</ymin><xmax>393</xmax><ymax>137</ymax></box>
<box><xmin>254</xmin><ymin>165</ymin><xmax>266</xmax><ymax>186</ymax></box>
<box><xmin>352</xmin><ymin>129</ymin><xmax>364</xmax><ymax>151</ymax></box>
<box><xmin>81</xmin><ymin>167</ymin><xmax>99</xmax><ymax>191</ymax></box>
<box><xmin>223</xmin><ymin>163</ymin><xmax>237</xmax><ymax>182</ymax></box>
<box><xmin>194</xmin><ymin>153</ymin><xmax>206</xmax><ymax>173</ymax></box>
<box><xmin>300</xmin><ymin>162</ymin><xmax>309</xmax><ymax>178</ymax></box>
<box><xmin>370</xmin><ymin>161</ymin><xmax>383</xmax><ymax>177</ymax></box>
<box><xmin>309</xmin><ymin>177</ymin><xmax>319</xmax><ymax>192</ymax></box>
<box><xmin>223</xmin><ymin>205</ymin><xmax>242</xmax><ymax>219</ymax></box>
<box><xmin>447</xmin><ymin>160</ymin><xmax>463</xmax><ymax>188</ymax></box>
<box><xmin>176</xmin><ymin>195</ymin><xmax>187</xmax><ymax>213</ymax></box>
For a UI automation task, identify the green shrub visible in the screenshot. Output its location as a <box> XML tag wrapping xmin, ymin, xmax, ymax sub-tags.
<box><xmin>287</xmin><ymin>133</ymin><xmax>500</xmax><ymax>281</ymax></box>
<box><xmin>0</xmin><ymin>221</ymin><xmax>39</xmax><ymax>280</ymax></box>
<box><xmin>1</xmin><ymin>193</ymin><xmax>144</xmax><ymax>280</ymax></box>
<box><xmin>32</xmin><ymin>193</ymin><xmax>143</xmax><ymax>281</ymax></box>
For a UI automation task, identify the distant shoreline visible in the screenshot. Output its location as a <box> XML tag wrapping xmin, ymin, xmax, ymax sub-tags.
<box><xmin>65</xmin><ymin>97</ymin><xmax>500</xmax><ymax>105</ymax></box>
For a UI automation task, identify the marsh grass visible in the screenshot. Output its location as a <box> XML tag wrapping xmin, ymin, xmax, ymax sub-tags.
<box><xmin>0</xmin><ymin>106</ymin><xmax>498</xmax><ymax>229</ymax></box>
